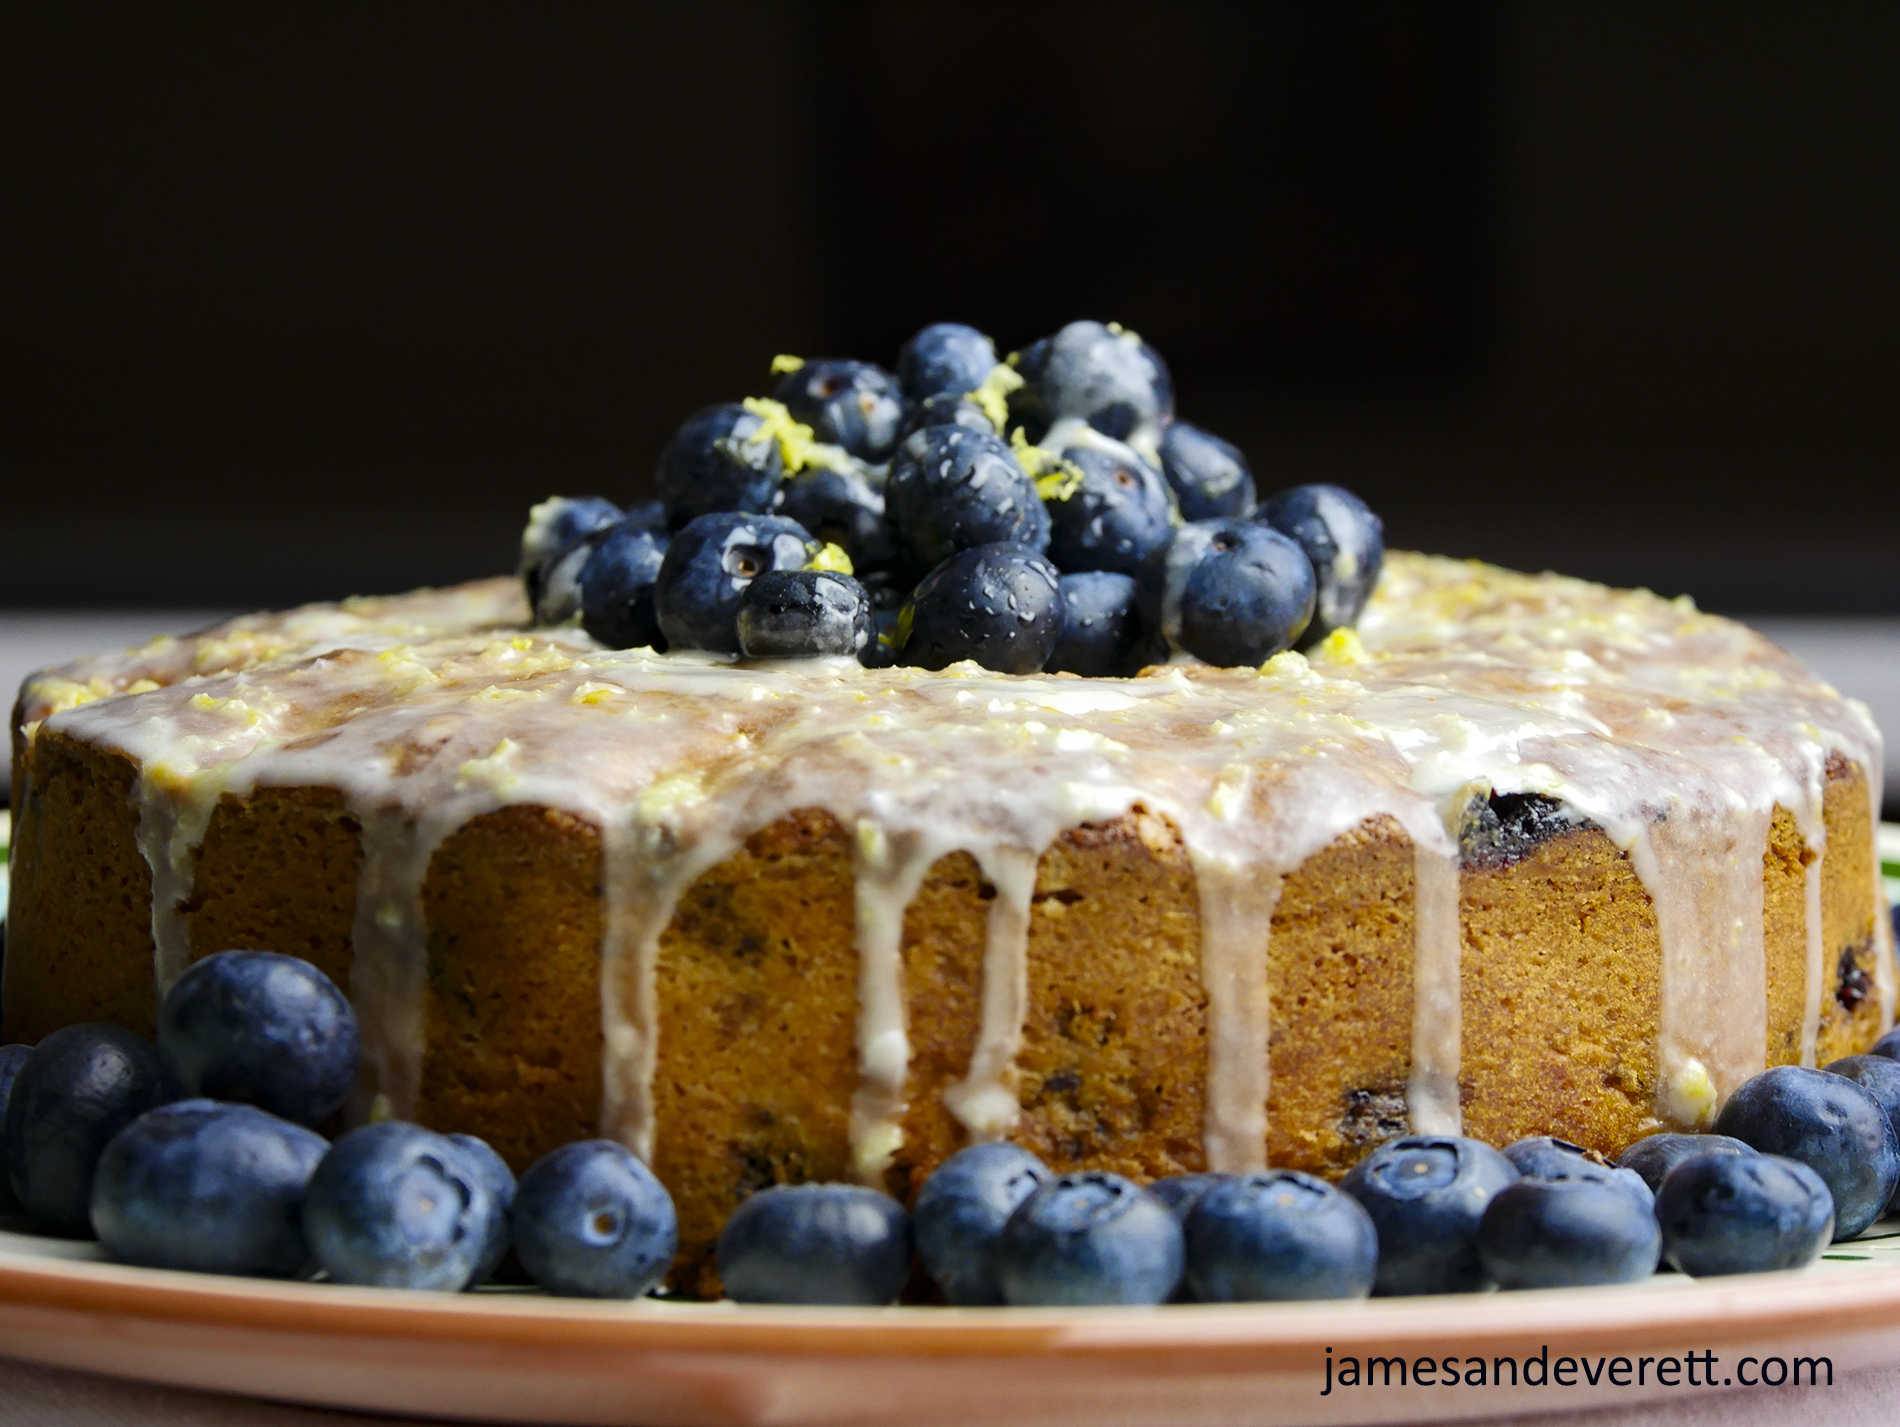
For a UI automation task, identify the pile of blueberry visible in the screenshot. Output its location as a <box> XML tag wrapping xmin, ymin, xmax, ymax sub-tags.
<box><xmin>515</xmin><ymin>320</ymin><xmax>1386</xmax><ymax>674</ymax></box>
<box><xmin>3</xmin><ymin>944</ymin><xmax>1899</xmax><ymax>1303</ymax></box>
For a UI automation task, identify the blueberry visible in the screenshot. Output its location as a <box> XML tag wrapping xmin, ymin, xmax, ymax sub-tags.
<box><xmin>1655</xmin><ymin>1152</ymin><xmax>1833</xmax><ymax>1277</ymax></box>
<box><xmin>3</xmin><ymin>1024</ymin><xmax>174</xmax><ymax>1236</ymax></box>
<box><xmin>1138</xmin><ymin>519</ymin><xmax>1316</xmax><ymax>668</ymax></box>
<box><xmin>529</xmin><ymin>532</ymin><xmax>607</xmax><ymax>626</ymax></box>
<box><xmin>578</xmin><ymin>520</ymin><xmax>669</xmax><ymax>651</ymax></box>
<box><xmin>1616</xmin><ymin>1133</ymin><xmax>1756</xmax><ymax>1195</ymax></box>
<box><xmin>1339</xmin><ymin>1135</ymin><xmax>1519</xmax><ymax>1295</ymax></box>
<box><xmin>1147</xmin><ymin>1172</ymin><xmax>1233</xmax><ymax>1221</ymax></box>
<box><xmin>1870</xmin><ymin>1024</ymin><xmax>1900</xmax><ymax>1061</ymax></box>
<box><xmin>1477</xmin><ymin>1176</ymin><xmax>1661</xmax><ymax>1289</ymax></box>
<box><xmin>519</xmin><ymin>496</ymin><xmax>622</xmax><ymax>614</ymax></box>
<box><xmin>1503</xmin><ymin>1135</ymin><xmax>1654</xmax><ymax>1213</ymax></box>
<box><xmin>1156</xmin><ymin>423</ymin><xmax>1255</xmax><ymax>521</ymax></box>
<box><xmin>1713</xmin><ymin>1064</ymin><xmax>1900</xmax><ymax>1239</ymax></box>
<box><xmin>301</xmin><ymin>1121</ymin><xmax>500</xmax><ymax>1290</ymax></box>
<box><xmin>1008</xmin><ymin>320</ymin><xmax>1174</xmax><ymax>445</ymax></box>
<box><xmin>1183</xmin><ymin>1171</ymin><xmax>1378</xmax><ymax>1302</ymax></box>
<box><xmin>886</xmin><ymin>426</ymin><xmax>1050</xmax><ymax>570</ymax></box>
<box><xmin>895</xmin><ymin>543</ymin><xmax>1065</xmax><ymax>674</ymax></box>
<box><xmin>446</xmin><ymin>1133</ymin><xmax>516</xmax><ymax>1286</ymax></box>
<box><xmin>1043</xmin><ymin>438</ymin><xmax>1175</xmax><ymax>577</ymax></box>
<box><xmin>652</xmin><ymin>511</ymin><xmax>825</xmax><ymax>655</ymax></box>
<box><xmin>0</xmin><ymin>1045</ymin><xmax>33</xmax><ymax>1212</ymax></box>
<box><xmin>897</xmin><ymin>322</ymin><xmax>997</xmax><ymax>403</ymax></box>
<box><xmin>510</xmin><ymin>1140</ymin><xmax>678</xmax><ymax>1299</ymax></box>
<box><xmin>737</xmin><ymin>569</ymin><xmax>874</xmax><ymax>659</ymax></box>
<box><xmin>774</xmin><ymin>460</ymin><xmax>905</xmax><ymax>578</ymax></box>
<box><xmin>913</xmin><ymin>1142</ymin><xmax>1052</xmax><ymax>1305</ymax></box>
<box><xmin>1047</xmin><ymin>572</ymin><xmax>1145</xmax><ymax>677</ymax></box>
<box><xmin>1823</xmin><ymin>1055</ymin><xmax>1900</xmax><ymax>1156</ymax></box>
<box><xmin>772</xmin><ymin>359</ymin><xmax>907</xmax><ymax>464</ymax></box>
<box><xmin>1255</xmin><ymin>485</ymin><xmax>1384</xmax><ymax>649</ymax></box>
<box><xmin>898</xmin><ymin>390</ymin><xmax>998</xmax><ymax>444</ymax></box>
<box><xmin>156</xmin><ymin>951</ymin><xmax>358</xmax><ymax>1129</ymax></box>
<box><xmin>90</xmin><ymin>1100</ymin><xmax>326</xmax><ymax>1277</ymax></box>
<box><xmin>717</xmin><ymin>1183</ymin><xmax>911</xmax><ymax>1305</ymax></box>
<box><xmin>997</xmin><ymin>1171</ymin><xmax>1182</xmax><ymax>1306</ymax></box>
<box><xmin>655</xmin><ymin>403</ymin><xmax>786</xmax><ymax>530</ymax></box>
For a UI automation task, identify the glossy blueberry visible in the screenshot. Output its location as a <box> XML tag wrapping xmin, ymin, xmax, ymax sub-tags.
<box><xmin>510</xmin><ymin>1140</ymin><xmax>677</xmax><ymax>1299</ymax></box>
<box><xmin>4</xmin><ymin>1024</ymin><xmax>174</xmax><ymax>1236</ymax></box>
<box><xmin>653</xmin><ymin>511</ymin><xmax>823</xmax><ymax>655</ymax></box>
<box><xmin>1008</xmin><ymin>321</ymin><xmax>1174</xmax><ymax>445</ymax></box>
<box><xmin>1870</xmin><ymin>1022</ymin><xmax>1900</xmax><ymax>1062</ymax></box>
<box><xmin>737</xmin><ymin>570</ymin><xmax>874</xmax><ymax>659</ymax></box>
<box><xmin>90</xmin><ymin>1100</ymin><xmax>326</xmax><ymax>1277</ymax></box>
<box><xmin>530</xmin><ymin>532</ymin><xmax>606</xmax><ymax>626</ymax></box>
<box><xmin>519</xmin><ymin>496</ymin><xmax>622</xmax><ymax>614</ymax></box>
<box><xmin>1339</xmin><ymin>1135</ymin><xmax>1519</xmax><ymax>1295</ymax></box>
<box><xmin>1047</xmin><ymin>572</ymin><xmax>1145</xmax><ymax>677</ymax></box>
<box><xmin>717</xmin><ymin>1183</ymin><xmax>911</xmax><ymax>1305</ymax></box>
<box><xmin>774</xmin><ymin>359</ymin><xmax>908</xmax><ymax>463</ymax></box>
<box><xmin>1043</xmin><ymin>438</ymin><xmax>1175</xmax><ymax>577</ymax></box>
<box><xmin>1184</xmin><ymin>1171</ymin><xmax>1378</xmax><ymax>1302</ymax></box>
<box><xmin>0</xmin><ymin>1045</ymin><xmax>33</xmax><ymax>1212</ymax></box>
<box><xmin>1713</xmin><ymin>1064</ymin><xmax>1900</xmax><ymax>1239</ymax></box>
<box><xmin>895</xmin><ymin>543</ymin><xmax>1065</xmax><ymax>674</ymax></box>
<box><xmin>1477</xmin><ymin>1176</ymin><xmax>1661</xmax><ymax>1289</ymax></box>
<box><xmin>886</xmin><ymin>426</ymin><xmax>1050</xmax><ymax>570</ymax></box>
<box><xmin>1255</xmin><ymin>485</ymin><xmax>1384</xmax><ymax>650</ymax></box>
<box><xmin>655</xmin><ymin>403</ymin><xmax>785</xmax><ymax>530</ymax></box>
<box><xmin>914</xmin><ymin>1142</ymin><xmax>1052</xmax><ymax>1305</ymax></box>
<box><xmin>1616</xmin><ymin>1133</ymin><xmax>1756</xmax><ymax>1195</ymax></box>
<box><xmin>301</xmin><ymin>1121</ymin><xmax>500</xmax><ymax>1290</ymax></box>
<box><xmin>1138</xmin><ymin>520</ymin><xmax>1316</xmax><ymax>668</ymax></box>
<box><xmin>446</xmin><ymin>1133</ymin><xmax>516</xmax><ymax>1286</ymax></box>
<box><xmin>1503</xmin><ymin>1136</ymin><xmax>1654</xmax><ymax>1213</ymax></box>
<box><xmin>1824</xmin><ymin>1055</ymin><xmax>1900</xmax><ymax>1156</ymax></box>
<box><xmin>1147</xmin><ymin>1172</ymin><xmax>1233</xmax><ymax>1222</ymax></box>
<box><xmin>579</xmin><ymin>520</ymin><xmax>669</xmax><ymax>651</ymax></box>
<box><xmin>1656</xmin><ymin>1152</ymin><xmax>1833</xmax><ymax>1277</ymax></box>
<box><xmin>997</xmin><ymin>1171</ymin><xmax>1183</xmax><ymax>1306</ymax></box>
<box><xmin>1157</xmin><ymin>423</ymin><xmax>1255</xmax><ymax>521</ymax></box>
<box><xmin>898</xmin><ymin>390</ymin><xmax>998</xmax><ymax>444</ymax></box>
<box><xmin>897</xmin><ymin>322</ymin><xmax>997</xmax><ymax>403</ymax></box>
<box><xmin>775</xmin><ymin>461</ymin><xmax>905</xmax><ymax>577</ymax></box>
<box><xmin>156</xmin><ymin>951</ymin><xmax>358</xmax><ymax>1129</ymax></box>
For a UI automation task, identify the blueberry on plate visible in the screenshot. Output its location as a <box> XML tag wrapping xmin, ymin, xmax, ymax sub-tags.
<box><xmin>1870</xmin><ymin>1023</ymin><xmax>1900</xmax><ymax>1061</ymax></box>
<box><xmin>914</xmin><ymin>1142</ymin><xmax>1052</xmax><ymax>1305</ymax></box>
<box><xmin>3</xmin><ymin>1024</ymin><xmax>174</xmax><ymax>1236</ymax></box>
<box><xmin>895</xmin><ymin>543</ymin><xmax>1065</xmax><ymax>674</ymax></box>
<box><xmin>997</xmin><ymin>1171</ymin><xmax>1182</xmax><ymax>1306</ymax></box>
<box><xmin>302</xmin><ymin>1121</ymin><xmax>501</xmax><ymax>1291</ymax></box>
<box><xmin>510</xmin><ymin>1140</ymin><xmax>677</xmax><ymax>1299</ymax></box>
<box><xmin>1503</xmin><ymin>1135</ymin><xmax>1654</xmax><ymax>1212</ymax></box>
<box><xmin>157</xmin><ymin>950</ymin><xmax>359</xmax><ymax>1129</ymax></box>
<box><xmin>1043</xmin><ymin>438</ymin><xmax>1175</xmax><ymax>577</ymax></box>
<box><xmin>737</xmin><ymin>569</ymin><xmax>874</xmax><ymax>659</ymax></box>
<box><xmin>1156</xmin><ymin>423</ymin><xmax>1255</xmax><ymax>521</ymax></box>
<box><xmin>1616</xmin><ymin>1132</ymin><xmax>1756</xmax><ymax>1195</ymax></box>
<box><xmin>774</xmin><ymin>460</ymin><xmax>906</xmax><ymax>578</ymax></box>
<box><xmin>774</xmin><ymin>359</ymin><xmax>908</xmax><ymax>464</ymax></box>
<box><xmin>1047</xmin><ymin>572</ymin><xmax>1145</xmax><ymax>677</ymax></box>
<box><xmin>1655</xmin><ymin>1152</ymin><xmax>1833</xmax><ymax>1277</ymax></box>
<box><xmin>1147</xmin><ymin>1172</ymin><xmax>1233</xmax><ymax>1222</ymax></box>
<box><xmin>579</xmin><ymin>520</ymin><xmax>669</xmax><ymax>651</ymax></box>
<box><xmin>90</xmin><ymin>1099</ymin><xmax>326</xmax><ymax>1277</ymax></box>
<box><xmin>717</xmin><ymin>1183</ymin><xmax>911</xmax><ymax>1305</ymax></box>
<box><xmin>1184</xmin><ymin>1171</ymin><xmax>1378</xmax><ymax>1302</ymax></box>
<box><xmin>1008</xmin><ymin>320</ymin><xmax>1174</xmax><ymax>446</ymax></box>
<box><xmin>1138</xmin><ymin>520</ymin><xmax>1316</xmax><ymax>668</ymax></box>
<box><xmin>519</xmin><ymin>495</ymin><xmax>622</xmax><ymax>612</ymax></box>
<box><xmin>886</xmin><ymin>426</ymin><xmax>1050</xmax><ymax>570</ymax></box>
<box><xmin>898</xmin><ymin>390</ymin><xmax>998</xmax><ymax>444</ymax></box>
<box><xmin>653</xmin><ymin>511</ymin><xmax>825</xmax><ymax>655</ymax></box>
<box><xmin>1477</xmin><ymin>1175</ymin><xmax>1661</xmax><ymax>1289</ymax></box>
<box><xmin>0</xmin><ymin>1045</ymin><xmax>33</xmax><ymax>1212</ymax></box>
<box><xmin>1339</xmin><ymin>1135</ymin><xmax>1519</xmax><ymax>1295</ymax></box>
<box><xmin>1255</xmin><ymin>485</ymin><xmax>1384</xmax><ymax>649</ymax></box>
<box><xmin>655</xmin><ymin>403</ymin><xmax>786</xmax><ymax>530</ymax></box>
<box><xmin>898</xmin><ymin>322</ymin><xmax>997</xmax><ymax>403</ymax></box>
<box><xmin>1713</xmin><ymin>1064</ymin><xmax>1900</xmax><ymax>1239</ymax></box>
<box><xmin>1823</xmin><ymin>1054</ymin><xmax>1900</xmax><ymax>1154</ymax></box>
<box><xmin>446</xmin><ymin>1133</ymin><xmax>516</xmax><ymax>1286</ymax></box>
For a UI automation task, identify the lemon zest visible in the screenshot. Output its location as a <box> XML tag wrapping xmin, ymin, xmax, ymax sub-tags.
<box><xmin>807</xmin><ymin>542</ymin><xmax>855</xmax><ymax>576</ymax></box>
<box><xmin>740</xmin><ymin>396</ymin><xmax>824</xmax><ymax>474</ymax></box>
<box><xmin>770</xmin><ymin>353</ymin><xmax>805</xmax><ymax>375</ymax></box>
<box><xmin>966</xmin><ymin>362</ymin><xmax>1023</xmax><ymax>432</ymax></box>
<box><xmin>1010</xmin><ymin>428</ymin><xmax>1084</xmax><ymax>501</ymax></box>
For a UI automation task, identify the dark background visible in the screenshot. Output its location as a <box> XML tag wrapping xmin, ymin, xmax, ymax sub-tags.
<box><xmin>4</xmin><ymin>2</ymin><xmax>1896</xmax><ymax>612</ymax></box>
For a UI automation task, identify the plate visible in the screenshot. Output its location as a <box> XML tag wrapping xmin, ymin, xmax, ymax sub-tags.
<box><xmin>0</xmin><ymin>1223</ymin><xmax>1898</xmax><ymax>1426</ymax></box>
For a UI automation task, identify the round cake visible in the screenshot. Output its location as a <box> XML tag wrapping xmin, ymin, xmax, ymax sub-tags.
<box><xmin>5</xmin><ymin>554</ymin><xmax>1891</xmax><ymax>1295</ymax></box>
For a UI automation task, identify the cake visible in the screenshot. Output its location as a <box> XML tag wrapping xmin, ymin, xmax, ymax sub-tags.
<box><xmin>5</xmin><ymin>554</ymin><xmax>1891</xmax><ymax>1295</ymax></box>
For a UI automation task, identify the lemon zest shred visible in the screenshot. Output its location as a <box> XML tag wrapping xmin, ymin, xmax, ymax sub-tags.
<box><xmin>807</xmin><ymin>542</ymin><xmax>855</xmax><ymax>576</ymax></box>
<box><xmin>740</xmin><ymin>396</ymin><xmax>824</xmax><ymax>475</ymax></box>
<box><xmin>966</xmin><ymin>363</ymin><xmax>1023</xmax><ymax>432</ymax></box>
<box><xmin>1010</xmin><ymin>428</ymin><xmax>1084</xmax><ymax>501</ymax></box>
<box><xmin>770</xmin><ymin>353</ymin><xmax>805</xmax><ymax>375</ymax></box>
